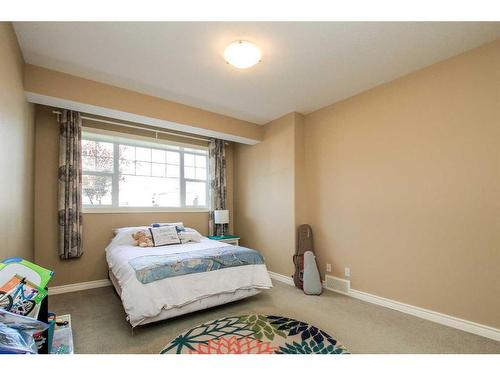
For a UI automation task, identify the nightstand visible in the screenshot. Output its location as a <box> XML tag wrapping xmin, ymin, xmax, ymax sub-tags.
<box><xmin>208</xmin><ymin>235</ymin><xmax>240</xmax><ymax>246</ymax></box>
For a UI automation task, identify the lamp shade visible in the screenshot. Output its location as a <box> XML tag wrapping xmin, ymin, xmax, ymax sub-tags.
<box><xmin>214</xmin><ymin>210</ymin><xmax>229</xmax><ymax>224</ymax></box>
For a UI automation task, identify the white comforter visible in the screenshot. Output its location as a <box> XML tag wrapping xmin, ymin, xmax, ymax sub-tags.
<box><xmin>105</xmin><ymin>238</ymin><xmax>273</xmax><ymax>326</ymax></box>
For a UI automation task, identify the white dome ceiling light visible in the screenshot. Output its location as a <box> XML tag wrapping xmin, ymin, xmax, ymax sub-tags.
<box><xmin>224</xmin><ymin>40</ymin><xmax>262</xmax><ymax>69</ymax></box>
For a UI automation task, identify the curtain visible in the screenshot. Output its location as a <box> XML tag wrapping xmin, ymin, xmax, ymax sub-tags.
<box><xmin>208</xmin><ymin>139</ymin><xmax>227</xmax><ymax>236</ymax></box>
<box><xmin>58</xmin><ymin>110</ymin><xmax>84</xmax><ymax>259</ymax></box>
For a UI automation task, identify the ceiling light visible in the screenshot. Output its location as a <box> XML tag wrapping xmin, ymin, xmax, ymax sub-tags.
<box><xmin>224</xmin><ymin>40</ymin><xmax>262</xmax><ymax>69</ymax></box>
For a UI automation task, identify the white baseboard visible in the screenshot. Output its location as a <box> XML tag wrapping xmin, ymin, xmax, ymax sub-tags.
<box><xmin>271</xmin><ymin>271</ymin><xmax>500</xmax><ymax>342</ymax></box>
<box><xmin>268</xmin><ymin>271</ymin><xmax>295</xmax><ymax>286</ymax></box>
<box><xmin>347</xmin><ymin>288</ymin><xmax>500</xmax><ymax>342</ymax></box>
<box><xmin>49</xmin><ymin>279</ymin><xmax>111</xmax><ymax>295</ymax></box>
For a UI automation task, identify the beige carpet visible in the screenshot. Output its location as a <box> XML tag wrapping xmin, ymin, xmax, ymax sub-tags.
<box><xmin>49</xmin><ymin>281</ymin><xmax>500</xmax><ymax>354</ymax></box>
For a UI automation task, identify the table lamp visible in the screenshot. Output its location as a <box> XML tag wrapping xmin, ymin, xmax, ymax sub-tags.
<box><xmin>214</xmin><ymin>210</ymin><xmax>229</xmax><ymax>236</ymax></box>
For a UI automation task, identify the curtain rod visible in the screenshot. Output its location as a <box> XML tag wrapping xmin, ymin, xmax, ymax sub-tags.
<box><xmin>52</xmin><ymin>110</ymin><xmax>211</xmax><ymax>143</ymax></box>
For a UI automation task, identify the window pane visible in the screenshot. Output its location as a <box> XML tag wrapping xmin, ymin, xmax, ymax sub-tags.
<box><xmin>120</xmin><ymin>145</ymin><xmax>135</xmax><ymax>160</ymax></box>
<box><xmin>119</xmin><ymin>158</ymin><xmax>135</xmax><ymax>174</ymax></box>
<box><xmin>167</xmin><ymin>151</ymin><xmax>180</xmax><ymax>165</ymax></box>
<box><xmin>186</xmin><ymin>181</ymin><xmax>206</xmax><ymax>206</ymax></box>
<box><xmin>166</xmin><ymin>164</ymin><xmax>180</xmax><ymax>178</ymax></box>
<box><xmin>82</xmin><ymin>140</ymin><xmax>113</xmax><ymax>172</ymax></box>
<box><xmin>94</xmin><ymin>156</ymin><xmax>113</xmax><ymax>172</ymax></box>
<box><xmin>81</xmin><ymin>140</ymin><xmax>96</xmax><ymax>157</ymax></box>
<box><xmin>152</xmin><ymin>149</ymin><xmax>165</xmax><ymax>163</ymax></box>
<box><xmin>82</xmin><ymin>156</ymin><xmax>96</xmax><ymax>171</ymax></box>
<box><xmin>119</xmin><ymin>175</ymin><xmax>180</xmax><ymax>207</ymax></box>
<box><xmin>184</xmin><ymin>166</ymin><xmax>195</xmax><ymax>179</ymax></box>
<box><xmin>136</xmin><ymin>161</ymin><xmax>151</xmax><ymax>176</ymax></box>
<box><xmin>152</xmin><ymin>163</ymin><xmax>166</xmax><ymax>177</ymax></box>
<box><xmin>136</xmin><ymin>147</ymin><xmax>151</xmax><ymax>162</ymax></box>
<box><xmin>96</xmin><ymin>142</ymin><xmax>113</xmax><ymax>157</ymax></box>
<box><xmin>82</xmin><ymin>175</ymin><xmax>112</xmax><ymax>205</ymax></box>
<box><xmin>184</xmin><ymin>153</ymin><xmax>194</xmax><ymax>167</ymax></box>
<box><xmin>195</xmin><ymin>167</ymin><xmax>207</xmax><ymax>180</ymax></box>
<box><xmin>195</xmin><ymin>155</ymin><xmax>206</xmax><ymax>167</ymax></box>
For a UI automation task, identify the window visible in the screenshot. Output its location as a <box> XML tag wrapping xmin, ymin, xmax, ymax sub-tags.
<box><xmin>81</xmin><ymin>130</ymin><xmax>209</xmax><ymax>211</ymax></box>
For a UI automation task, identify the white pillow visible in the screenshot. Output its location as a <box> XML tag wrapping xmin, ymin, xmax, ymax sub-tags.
<box><xmin>113</xmin><ymin>226</ymin><xmax>149</xmax><ymax>235</ymax></box>
<box><xmin>110</xmin><ymin>227</ymin><xmax>147</xmax><ymax>247</ymax></box>
<box><xmin>149</xmin><ymin>226</ymin><xmax>181</xmax><ymax>247</ymax></box>
<box><xmin>113</xmin><ymin>223</ymin><xmax>183</xmax><ymax>233</ymax></box>
<box><xmin>178</xmin><ymin>228</ymin><xmax>203</xmax><ymax>243</ymax></box>
<box><xmin>149</xmin><ymin>222</ymin><xmax>184</xmax><ymax>229</ymax></box>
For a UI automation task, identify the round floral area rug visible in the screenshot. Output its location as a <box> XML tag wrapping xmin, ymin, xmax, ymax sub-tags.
<box><xmin>161</xmin><ymin>314</ymin><xmax>349</xmax><ymax>354</ymax></box>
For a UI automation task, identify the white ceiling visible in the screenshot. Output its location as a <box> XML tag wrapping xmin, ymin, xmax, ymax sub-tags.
<box><xmin>14</xmin><ymin>22</ymin><xmax>500</xmax><ymax>124</ymax></box>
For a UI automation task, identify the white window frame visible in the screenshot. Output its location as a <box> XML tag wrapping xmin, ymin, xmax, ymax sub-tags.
<box><xmin>81</xmin><ymin>128</ymin><xmax>209</xmax><ymax>213</ymax></box>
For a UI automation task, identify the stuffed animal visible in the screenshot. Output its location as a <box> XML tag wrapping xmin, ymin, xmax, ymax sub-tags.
<box><xmin>132</xmin><ymin>230</ymin><xmax>154</xmax><ymax>247</ymax></box>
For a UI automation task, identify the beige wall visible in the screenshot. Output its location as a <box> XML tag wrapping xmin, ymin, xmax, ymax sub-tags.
<box><xmin>234</xmin><ymin>113</ymin><xmax>302</xmax><ymax>277</ymax></box>
<box><xmin>293</xmin><ymin>113</ymin><xmax>307</xmax><ymax>228</ymax></box>
<box><xmin>34</xmin><ymin>105</ymin><xmax>234</xmax><ymax>286</ymax></box>
<box><xmin>304</xmin><ymin>40</ymin><xmax>500</xmax><ymax>328</ymax></box>
<box><xmin>234</xmin><ymin>40</ymin><xmax>500</xmax><ymax>329</ymax></box>
<box><xmin>0</xmin><ymin>23</ymin><xmax>35</xmax><ymax>261</ymax></box>
<box><xmin>24</xmin><ymin>64</ymin><xmax>263</xmax><ymax>144</ymax></box>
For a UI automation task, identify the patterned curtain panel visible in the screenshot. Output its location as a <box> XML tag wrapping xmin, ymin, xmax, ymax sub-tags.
<box><xmin>208</xmin><ymin>139</ymin><xmax>227</xmax><ymax>236</ymax></box>
<box><xmin>58</xmin><ymin>110</ymin><xmax>84</xmax><ymax>259</ymax></box>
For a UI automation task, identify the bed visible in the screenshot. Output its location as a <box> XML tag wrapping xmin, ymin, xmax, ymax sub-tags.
<box><xmin>105</xmin><ymin>231</ymin><xmax>273</xmax><ymax>327</ymax></box>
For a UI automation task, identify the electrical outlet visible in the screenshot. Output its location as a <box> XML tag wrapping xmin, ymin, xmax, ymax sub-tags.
<box><xmin>326</xmin><ymin>263</ymin><xmax>332</xmax><ymax>273</ymax></box>
<box><xmin>344</xmin><ymin>267</ymin><xmax>351</xmax><ymax>277</ymax></box>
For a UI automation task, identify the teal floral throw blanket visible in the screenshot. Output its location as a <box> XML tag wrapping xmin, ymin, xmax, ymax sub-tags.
<box><xmin>129</xmin><ymin>246</ymin><xmax>265</xmax><ymax>284</ymax></box>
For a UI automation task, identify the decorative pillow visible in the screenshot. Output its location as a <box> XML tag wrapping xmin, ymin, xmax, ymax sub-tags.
<box><xmin>149</xmin><ymin>226</ymin><xmax>181</xmax><ymax>247</ymax></box>
<box><xmin>178</xmin><ymin>228</ymin><xmax>203</xmax><ymax>243</ymax></box>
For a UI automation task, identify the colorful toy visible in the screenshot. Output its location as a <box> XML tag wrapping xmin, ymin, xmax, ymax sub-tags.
<box><xmin>0</xmin><ymin>258</ymin><xmax>54</xmax><ymax>289</ymax></box>
<box><xmin>0</xmin><ymin>275</ymin><xmax>47</xmax><ymax>315</ymax></box>
<box><xmin>0</xmin><ymin>258</ymin><xmax>53</xmax><ymax>317</ymax></box>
